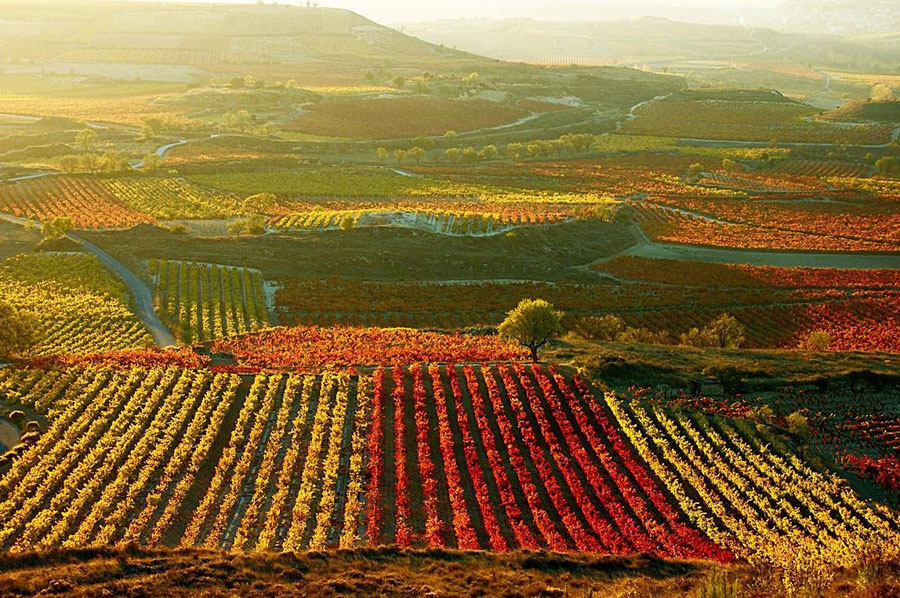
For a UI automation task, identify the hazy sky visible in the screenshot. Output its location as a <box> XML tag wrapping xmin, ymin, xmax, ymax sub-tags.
<box><xmin>144</xmin><ymin>0</ymin><xmax>785</xmax><ymax>24</ymax></box>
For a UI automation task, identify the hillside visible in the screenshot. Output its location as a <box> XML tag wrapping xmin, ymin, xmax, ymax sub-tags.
<box><xmin>823</xmin><ymin>100</ymin><xmax>900</xmax><ymax>123</ymax></box>
<box><xmin>403</xmin><ymin>17</ymin><xmax>900</xmax><ymax>73</ymax></box>
<box><xmin>0</xmin><ymin>2</ymin><xmax>488</xmax><ymax>83</ymax></box>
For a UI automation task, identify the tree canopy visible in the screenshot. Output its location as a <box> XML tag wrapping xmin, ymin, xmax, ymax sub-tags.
<box><xmin>499</xmin><ymin>299</ymin><xmax>563</xmax><ymax>362</ymax></box>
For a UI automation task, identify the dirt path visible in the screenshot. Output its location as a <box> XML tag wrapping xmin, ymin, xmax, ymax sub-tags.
<box><xmin>69</xmin><ymin>233</ymin><xmax>178</xmax><ymax>347</ymax></box>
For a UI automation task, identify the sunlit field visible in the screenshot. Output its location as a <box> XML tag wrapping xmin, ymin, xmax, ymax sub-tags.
<box><xmin>0</xmin><ymin>1</ymin><xmax>898</xmax><ymax>596</ymax></box>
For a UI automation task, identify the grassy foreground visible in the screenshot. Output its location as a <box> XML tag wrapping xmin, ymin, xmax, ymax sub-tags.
<box><xmin>0</xmin><ymin>547</ymin><xmax>897</xmax><ymax>598</ymax></box>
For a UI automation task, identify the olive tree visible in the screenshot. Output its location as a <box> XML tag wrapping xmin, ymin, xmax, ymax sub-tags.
<box><xmin>499</xmin><ymin>299</ymin><xmax>563</xmax><ymax>362</ymax></box>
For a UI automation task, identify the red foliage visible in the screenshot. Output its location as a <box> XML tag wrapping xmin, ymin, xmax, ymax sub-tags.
<box><xmin>842</xmin><ymin>454</ymin><xmax>900</xmax><ymax>492</ymax></box>
<box><xmin>364</xmin><ymin>368</ymin><xmax>386</xmax><ymax>545</ymax></box>
<box><xmin>212</xmin><ymin>326</ymin><xmax>527</xmax><ymax>371</ymax></box>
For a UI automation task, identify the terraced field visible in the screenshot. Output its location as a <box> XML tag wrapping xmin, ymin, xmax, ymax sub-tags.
<box><xmin>0</xmin><ymin>176</ymin><xmax>240</xmax><ymax>228</ymax></box>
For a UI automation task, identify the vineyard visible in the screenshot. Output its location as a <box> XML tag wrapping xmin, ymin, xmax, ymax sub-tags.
<box><xmin>768</xmin><ymin>160</ymin><xmax>871</xmax><ymax>178</ymax></box>
<box><xmin>605</xmin><ymin>391</ymin><xmax>899</xmax><ymax>566</ymax></box>
<box><xmin>100</xmin><ymin>178</ymin><xmax>241</xmax><ymax>220</ymax></box>
<box><xmin>0</xmin><ymin>177</ymin><xmax>153</xmax><ymax>230</ymax></box>
<box><xmin>620</xmin><ymin>98</ymin><xmax>895</xmax><ymax>144</ymax></box>
<box><xmin>628</xmin><ymin>199</ymin><xmax>900</xmax><ymax>252</ymax></box>
<box><xmin>0</xmin><ymin>176</ymin><xmax>241</xmax><ymax>228</ymax></box>
<box><xmin>149</xmin><ymin>260</ymin><xmax>270</xmax><ymax>344</ymax></box>
<box><xmin>2</xmin><ymin>0</ymin><xmax>900</xmax><ymax>588</ymax></box>
<box><xmin>270</xmin><ymin>208</ymin><xmax>570</xmax><ymax>236</ymax></box>
<box><xmin>592</xmin><ymin>257</ymin><xmax>900</xmax><ymax>351</ymax></box>
<box><xmin>0</xmin><ymin>363</ymin><xmax>894</xmax><ymax>565</ymax></box>
<box><xmin>698</xmin><ymin>171</ymin><xmax>825</xmax><ymax>193</ymax></box>
<box><xmin>210</xmin><ymin>326</ymin><xmax>527</xmax><ymax>371</ymax></box>
<box><xmin>282</xmin><ymin>97</ymin><xmax>530</xmax><ymax>139</ymax></box>
<box><xmin>0</xmin><ymin>253</ymin><xmax>152</xmax><ymax>356</ymax></box>
<box><xmin>271</xmin><ymin>270</ymin><xmax>900</xmax><ymax>353</ymax></box>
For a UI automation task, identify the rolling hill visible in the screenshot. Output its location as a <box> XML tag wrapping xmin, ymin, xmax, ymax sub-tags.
<box><xmin>403</xmin><ymin>16</ymin><xmax>900</xmax><ymax>73</ymax></box>
<box><xmin>0</xmin><ymin>2</ymin><xmax>490</xmax><ymax>83</ymax></box>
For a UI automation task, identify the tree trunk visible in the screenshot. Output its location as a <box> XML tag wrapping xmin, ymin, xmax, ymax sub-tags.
<box><xmin>528</xmin><ymin>345</ymin><xmax>538</xmax><ymax>362</ymax></box>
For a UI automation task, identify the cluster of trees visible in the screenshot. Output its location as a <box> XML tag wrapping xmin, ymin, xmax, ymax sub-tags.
<box><xmin>573</xmin><ymin>313</ymin><xmax>746</xmax><ymax>350</ymax></box>
<box><xmin>58</xmin><ymin>152</ymin><xmax>131</xmax><ymax>174</ymax></box>
<box><xmin>506</xmin><ymin>133</ymin><xmax>595</xmax><ymax>160</ymax></box>
<box><xmin>375</xmin><ymin>71</ymin><xmax>481</xmax><ymax>96</ymax></box>
<box><xmin>498</xmin><ymin>301</ymin><xmax>746</xmax><ymax>362</ymax></box>
<box><xmin>874</xmin><ymin>142</ymin><xmax>900</xmax><ymax>177</ymax></box>
<box><xmin>875</xmin><ymin>156</ymin><xmax>900</xmax><ymax>176</ymax></box>
<box><xmin>375</xmin><ymin>133</ymin><xmax>597</xmax><ymax>166</ymax></box>
<box><xmin>57</xmin><ymin>129</ymin><xmax>130</xmax><ymax>174</ymax></box>
<box><xmin>379</xmin><ymin>146</ymin><xmax>428</xmax><ymax>165</ymax></box>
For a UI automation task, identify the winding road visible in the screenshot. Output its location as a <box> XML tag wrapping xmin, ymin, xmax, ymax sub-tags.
<box><xmin>132</xmin><ymin>138</ymin><xmax>189</xmax><ymax>169</ymax></box>
<box><xmin>0</xmin><ymin>212</ymin><xmax>176</xmax><ymax>347</ymax></box>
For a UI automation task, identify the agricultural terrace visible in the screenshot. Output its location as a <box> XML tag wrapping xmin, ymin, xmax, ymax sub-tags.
<box><xmin>282</xmin><ymin>97</ymin><xmax>531</xmax><ymax>139</ymax></box>
<box><xmin>0</xmin><ymin>176</ymin><xmax>241</xmax><ymax>228</ymax></box>
<box><xmin>0</xmin><ymin>253</ymin><xmax>152</xmax><ymax>356</ymax></box>
<box><xmin>592</xmin><ymin>258</ymin><xmax>900</xmax><ymax>352</ymax></box>
<box><xmin>149</xmin><ymin>260</ymin><xmax>270</xmax><ymax>344</ymax></box>
<box><xmin>210</xmin><ymin>326</ymin><xmax>528</xmax><ymax>371</ymax></box>
<box><xmin>629</xmin><ymin>195</ymin><xmax>900</xmax><ymax>252</ymax></box>
<box><xmin>272</xmin><ymin>269</ymin><xmax>900</xmax><ymax>353</ymax></box>
<box><xmin>620</xmin><ymin>91</ymin><xmax>895</xmax><ymax>144</ymax></box>
<box><xmin>0</xmin><ymin>363</ymin><xmax>893</xmax><ymax>565</ymax></box>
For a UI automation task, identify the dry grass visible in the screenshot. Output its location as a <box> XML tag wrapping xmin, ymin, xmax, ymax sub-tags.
<box><xmin>0</xmin><ymin>547</ymin><xmax>708</xmax><ymax>598</ymax></box>
<box><xmin>0</xmin><ymin>547</ymin><xmax>898</xmax><ymax>598</ymax></box>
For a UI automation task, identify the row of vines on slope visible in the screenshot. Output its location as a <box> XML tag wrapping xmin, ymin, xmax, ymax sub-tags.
<box><xmin>149</xmin><ymin>259</ymin><xmax>269</xmax><ymax>344</ymax></box>
<box><xmin>0</xmin><ymin>365</ymin><xmax>894</xmax><ymax>563</ymax></box>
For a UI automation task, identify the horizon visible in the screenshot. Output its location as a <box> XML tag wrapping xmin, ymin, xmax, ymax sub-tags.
<box><xmin>112</xmin><ymin>0</ymin><xmax>786</xmax><ymax>25</ymax></box>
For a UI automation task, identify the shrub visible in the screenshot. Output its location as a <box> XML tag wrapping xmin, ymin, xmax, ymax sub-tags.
<box><xmin>617</xmin><ymin>326</ymin><xmax>671</xmax><ymax>345</ymax></box>
<box><xmin>227</xmin><ymin>215</ymin><xmax>267</xmax><ymax>235</ymax></box>
<box><xmin>573</xmin><ymin>315</ymin><xmax>625</xmax><ymax>341</ymax></box>
<box><xmin>679</xmin><ymin>315</ymin><xmax>745</xmax><ymax>349</ymax></box>
<box><xmin>680</xmin><ymin>327</ymin><xmax>706</xmax><ymax>348</ymax></box>
<box><xmin>785</xmin><ymin>411</ymin><xmax>810</xmax><ymax>441</ymax></box>
<box><xmin>802</xmin><ymin>330</ymin><xmax>832</xmax><ymax>351</ymax></box>
<box><xmin>748</xmin><ymin>405</ymin><xmax>775</xmax><ymax>424</ymax></box>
